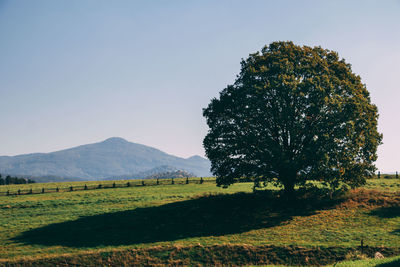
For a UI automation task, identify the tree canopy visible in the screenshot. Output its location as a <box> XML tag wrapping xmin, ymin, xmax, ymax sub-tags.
<box><xmin>203</xmin><ymin>41</ymin><xmax>382</xmax><ymax>197</ymax></box>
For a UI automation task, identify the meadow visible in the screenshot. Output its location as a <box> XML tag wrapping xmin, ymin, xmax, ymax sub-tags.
<box><xmin>0</xmin><ymin>178</ymin><xmax>399</xmax><ymax>266</ymax></box>
<box><xmin>0</xmin><ymin>177</ymin><xmax>216</xmax><ymax>196</ymax></box>
<box><xmin>334</xmin><ymin>255</ymin><xmax>400</xmax><ymax>266</ymax></box>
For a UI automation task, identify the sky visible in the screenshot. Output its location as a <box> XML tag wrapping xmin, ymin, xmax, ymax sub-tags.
<box><xmin>0</xmin><ymin>0</ymin><xmax>399</xmax><ymax>172</ymax></box>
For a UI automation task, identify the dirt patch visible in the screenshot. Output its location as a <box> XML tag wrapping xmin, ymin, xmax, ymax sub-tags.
<box><xmin>338</xmin><ymin>189</ymin><xmax>400</xmax><ymax>209</ymax></box>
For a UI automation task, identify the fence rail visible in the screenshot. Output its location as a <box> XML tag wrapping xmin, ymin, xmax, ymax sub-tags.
<box><xmin>1</xmin><ymin>174</ymin><xmax>399</xmax><ymax>197</ymax></box>
<box><xmin>0</xmin><ymin>177</ymin><xmax>214</xmax><ymax>197</ymax></box>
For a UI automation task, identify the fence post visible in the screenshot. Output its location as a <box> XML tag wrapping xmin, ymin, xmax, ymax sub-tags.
<box><xmin>157</xmin><ymin>179</ymin><xmax>159</xmax><ymax>185</ymax></box>
<box><xmin>361</xmin><ymin>239</ymin><xmax>364</xmax><ymax>254</ymax></box>
<box><xmin>186</xmin><ymin>177</ymin><xmax>189</xmax><ymax>184</ymax></box>
<box><xmin>171</xmin><ymin>178</ymin><xmax>174</xmax><ymax>185</ymax></box>
<box><xmin>378</xmin><ymin>171</ymin><xmax>380</xmax><ymax>179</ymax></box>
<box><xmin>42</xmin><ymin>188</ymin><xmax>45</xmax><ymax>194</ymax></box>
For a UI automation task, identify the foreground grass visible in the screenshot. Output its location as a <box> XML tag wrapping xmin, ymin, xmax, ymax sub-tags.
<box><xmin>1</xmin><ymin>181</ymin><xmax>255</xmax><ymax>259</ymax></box>
<box><xmin>334</xmin><ymin>255</ymin><xmax>400</xmax><ymax>266</ymax></box>
<box><xmin>0</xmin><ymin>179</ymin><xmax>399</xmax><ymax>265</ymax></box>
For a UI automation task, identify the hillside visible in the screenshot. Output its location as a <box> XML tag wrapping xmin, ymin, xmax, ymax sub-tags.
<box><xmin>1</xmin><ymin>179</ymin><xmax>400</xmax><ymax>266</ymax></box>
<box><xmin>0</xmin><ymin>137</ymin><xmax>211</xmax><ymax>180</ymax></box>
<box><xmin>145</xmin><ymin>169</ymin><xmax>194</xmax><ymax>179</ymax></box>
<box><xmin>105</xmin><ymin>165</ymin><xmax>195</xmax><ymax>180</ymax></box>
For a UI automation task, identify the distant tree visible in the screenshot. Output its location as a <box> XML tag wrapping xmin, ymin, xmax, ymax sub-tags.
<box><xmin>203</xmin><ymin>41</ymin><xmax>382</xmax><ymax>198</ymax></box>
<box><xmin>145</xmin><ymin>170</ymin><xmax>194</xmax><ymax>180</ymax></box>
<box><xmin>5</xmin><ymin>175</ymin><xmax>11</xmax><ymax>185</ymax></box>
<box><xmin>0</xmin><ymin>175</ymin><xmax>34</xmax><ymax>185</ymax></box>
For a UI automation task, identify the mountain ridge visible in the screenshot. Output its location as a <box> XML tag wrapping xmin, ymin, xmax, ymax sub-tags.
<box><xmin>0</xmin><ymin>138</ymin><xmax>212</xmax><ymax>180</ymax></box>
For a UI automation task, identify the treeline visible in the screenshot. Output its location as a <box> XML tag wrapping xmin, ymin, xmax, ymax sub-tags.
<box><xmin>376</xmin><ymin>171</ymin><xmax>399</xmax><ymax>179</ymax></box>
<box><xmin>0</xmin><ymin>174</ymin><xmax>35</xmax><ymax>185</ymax></box>
<box><xmin>146</xmin><ymin>170</ymin><xmax>194</xmax><ymax>180</ymax></box>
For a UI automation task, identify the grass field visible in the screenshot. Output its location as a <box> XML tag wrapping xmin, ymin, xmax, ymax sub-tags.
<box><xmin>1</xmin><ymin>178</ymin><xmax>399</xmax><ymax>266</ymax></box>
<box><xmin>0</xmin><ymin>177</ymin><xmax>216</xmax><ymax>195</ymax></box>
<box><xmin>334</xmin><ymin>255</ymin><xmax>400</xmax><ymax>266</ymax></box>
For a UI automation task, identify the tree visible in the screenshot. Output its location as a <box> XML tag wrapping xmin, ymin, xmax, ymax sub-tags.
<box><xmin>203</xmin><ymin>41</ymin><xmax>382</xmax><ymax>198</ymax></box>
<box><xmin>5</xmin><ymin>175</ymin><xmax>11</xmax><ymax>185</ymax></box>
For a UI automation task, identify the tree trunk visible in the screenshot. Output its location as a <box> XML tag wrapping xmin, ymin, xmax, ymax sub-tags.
<box><xmin>281</xmin><ymin>170</ymin><xmax>297</xmax><ymax>201</ymax></box>
<box><xmin>283</xmin><ymin>180</ymin><xmax>295</xmax><ymax>200</ymax></box>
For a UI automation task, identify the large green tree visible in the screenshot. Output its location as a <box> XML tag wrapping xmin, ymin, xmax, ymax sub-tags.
<box><xmin>203</xmin><ymin>41</ymin><xmax>382</xmax><ymax>197</ymax></box>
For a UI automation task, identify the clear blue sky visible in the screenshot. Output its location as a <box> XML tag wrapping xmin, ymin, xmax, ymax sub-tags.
<box><xmin>0</xmin><ymin>0</ymin><xmax>399</xmax><ymax>172</ymax></box>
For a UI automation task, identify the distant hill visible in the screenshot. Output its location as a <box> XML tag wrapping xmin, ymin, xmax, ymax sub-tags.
<box><xmin>145</xmin><ymin>170</ymin><xmax>194</xmax><ymax>180</ymax></box>
<box><xmin>0</xmin><ymin>137</ymin><xmax>212</xmax><ymax>181</ymax></box>
<box><xmin>105</xmin><ymin>165</ymin><xmax>192</xmax><ymax>180</ymax></box>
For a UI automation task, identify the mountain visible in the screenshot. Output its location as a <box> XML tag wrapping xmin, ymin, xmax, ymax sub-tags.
<box><xmin>0</xmin><ymin>137</ymin><xmax>212</xmax><ymax>180</ymax></box>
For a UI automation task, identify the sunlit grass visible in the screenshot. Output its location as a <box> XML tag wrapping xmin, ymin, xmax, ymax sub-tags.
<box><xmin>0</xmin><ymin>179</ymin><xmax>399</xmax><ymax>262</ymax></box>
<box><xmin>332</xmin><ymin>255</ymin><xmax>400</xmax><ymax>266</ymax></box>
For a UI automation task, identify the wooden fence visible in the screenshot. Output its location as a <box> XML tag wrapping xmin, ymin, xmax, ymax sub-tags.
<box><xmin>0</xmin><ymin>177</ymin><xmax>214</xmax><ymax>196</ymax></box>
<box><xmin>2</xmin><ymin>173</ymin><xmax>398</xmax><ymax>197</ymax></box>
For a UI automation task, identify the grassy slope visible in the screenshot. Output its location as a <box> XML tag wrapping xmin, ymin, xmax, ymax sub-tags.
<box><xmin>0</xmin><ymin>179</ymin><xmax>399</xmax><ymax>265</ymax></box>
<box><xmin>334</xmin><ymin>255</ymin><xmax>400</xmax><ymax>266</ymax></box>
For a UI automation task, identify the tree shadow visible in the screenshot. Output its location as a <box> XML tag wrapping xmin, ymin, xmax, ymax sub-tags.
<box><xmin>369</xmin><ymin>206</ymin><xmax>400</xmax><ymax>236</ymax></box>
<box><xmin>370</xmin><ymin>206</ymin><xmax>400</xmax><ymax>219</ymax></box>
<box><xmin>13</xmin><ymin>192</ymin><xmax>343</xmax><ymax>248</ymax></box>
